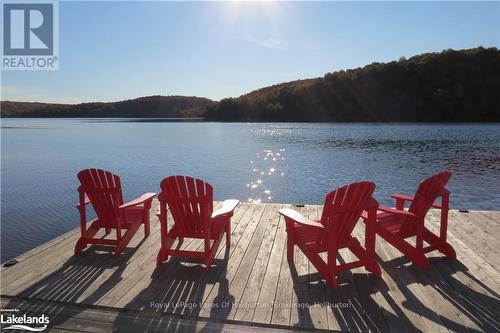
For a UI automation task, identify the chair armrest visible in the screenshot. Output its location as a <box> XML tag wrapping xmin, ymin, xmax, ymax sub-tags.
<box><xmin>377</xmin><ymin>205</ymin><xmax>416</xmax><ymax>218</ymax></box>
<box><xmin>76</xmin><ymin>195</ymin><xmax>91</xmax><ymax>208</ymax></box>
<box><xmin>120</xmin><ymin>192</ymin><xmax>156</xmax><ymax>209</ymax></box>
<box><xmin>212</xmin><ymin>199</ymin><xmax>239</xmax><ymax>219</ymax></box>
<box><xmin>391</xmin><ymin>193</ymin><xmax>414</xmax><ymax>202</ymax></box>
<box><xmin>279</xmin><ymin>208</ymin><xmax>324</xmax><ymax>229</ymax></box>
<box><xmin>392</xmin><ymin>191</ymin><xmax>448</xmax><ymax>209</ymax></box>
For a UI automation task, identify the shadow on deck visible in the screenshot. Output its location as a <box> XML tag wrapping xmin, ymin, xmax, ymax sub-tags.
<box><xmin>1</xmin><ymin>202</ymin><xmax>499</xmax><ymax>332</ymax></box>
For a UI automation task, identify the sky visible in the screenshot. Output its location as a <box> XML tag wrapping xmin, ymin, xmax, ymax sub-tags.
<box><xmin>1</xmin><ymin>1</ymin><xmax>499</xmax><ymax>103</ymax></box>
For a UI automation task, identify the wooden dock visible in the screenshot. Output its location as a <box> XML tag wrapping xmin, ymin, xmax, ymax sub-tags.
<box><xmin>1</xmin><ymin>201</ymin><xmax>499</xmax><ymax>332</ymax></box>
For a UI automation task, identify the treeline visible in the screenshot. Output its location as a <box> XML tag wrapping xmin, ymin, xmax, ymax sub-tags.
<box><xmin>1</xmin><ymin>96</ymin><xmax>214</xmax><ymax>118</ymax></box>
<box><xmin>2</xmin><ymin>47</ymin><xmax>500</xmax><ymax>121</ymax></box>
<box><xmin>205</xmin><ymin>47</ymin><xmax>500</xmax><ymax>121</ymax></box>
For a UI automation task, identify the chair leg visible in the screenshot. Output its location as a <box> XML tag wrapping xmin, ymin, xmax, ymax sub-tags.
<box><xmin>225</xmin><ymin>221</ymin><xmax>231</xmax><ymax>248</ymax></box>
<box><xmin>366</xmin><ymin>261</ymin><xmax>382</xmax><ymax>277</ymax></box>
<box><xmin>74</xmin><ymin>238</ymin><xmax>86</xmax><ymax>255</ymax></box>
<box><xmin>349</xmin><ymin>241</ymin><xmax>382</xmax><ymax>278</ymax></box>
<box><xmin>144</xmin><ymin>210</ymin><xmax>150</xmax><ymax>238</ymax></box>
<box><xmin>115</xmin><ymin>243</ymin><xmax>124</xmax><ymax>256</ymax></box>
<box><xmin>439</xmin><ymin>242</ymin><xmax>457</xmax><ymax>260</ymax></box>
<box><xmin>205</xmin><ymin>256</ymin><xmax>212</xmax><ymax>271</ymax></box>
<box><xmin>156</xmin><ymin>249</ymin><xmax>168</xmax><ymax>267</ymax></box>
<box><xmin>326</xmin><ymin>274</ymin><xmax>337</xmax><ymax>288</ymax></box>
<box><xmin>115</xmin><ymin>236</ymin><xmax>128</xmax><ymax>256</ymax></box>
<box><xmin>413</xmin><ymin>254</ymin><xmax>431</xmax><ymax>270</ymax></box>
<box><xmin>204</xmin><ymin>238</ymin><xmax>212</xmax><ymax>270</ymax></box>
<box><xmin>115</xmin><ymin>223</ymin><xmax>141</xmax><ymax>256</ymax></box>
<box><xmin>144</xmin><ymin>220</ymin><xmax>150</xmax><ymax>238</ymax></box>
<box><xmin>287</xmin><ymin>234</ymin><xmax>294</xmax><ymax>261</ymax></box>
<box><xmin>423</xmin><ymin>228</ymin><xmax>456</xmax><ymax>260</ymax></box>
<box><xmin>377</xmin><ymin>228</ymin><xmax>431</xmax><ymax>270</ymax></box>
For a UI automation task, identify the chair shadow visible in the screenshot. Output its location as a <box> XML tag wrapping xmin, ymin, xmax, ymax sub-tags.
<box><xmin>286</xmin><ymin>250</ymin><xmax>500</xmax><ymax>333</ymax></box>
<box><xmin>288</xmin><ymin>255</ymin><xmax>420</xmax><ymax>333</ymax></box>
<box><xmin>383</xmin><ymin>255</ymin><xmax>500</xmax><ymax>332</ymax></box>
<box><xmin>113</xmin><ymin>248</ymin><xmax>233</xmax><ymax>333</ymax></box>
<box><xmin>4</xmin><ymin>242</ymin><xmax>143</xmax><ymax>329</ymax></box>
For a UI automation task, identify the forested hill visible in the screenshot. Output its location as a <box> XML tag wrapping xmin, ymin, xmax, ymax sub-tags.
<box><xmin>2</xmin><ymin>48</ymin><xmax>499</xmax><ymax>121</ymax></box>
<box><xmin>205</xmin><ymin>47</ymin><xmax>500</xmax><ymax>122</ymax></box>
<box><xmin>1</xmin><ymin>96</ymin><xmax>214</xmax><ymax>118</ymax></box>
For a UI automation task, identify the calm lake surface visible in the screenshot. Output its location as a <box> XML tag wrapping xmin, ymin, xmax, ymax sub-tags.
<box><xmin>1</xmin><ymin>119</ymin><xmax>499</xmax><ymax>262</ymax></box>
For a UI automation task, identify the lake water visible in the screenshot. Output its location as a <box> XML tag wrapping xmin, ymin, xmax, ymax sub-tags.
<box><xmin>1</xmin><ymin>119</ymin><xmax>499</xmax><ymax>262</ymax></box>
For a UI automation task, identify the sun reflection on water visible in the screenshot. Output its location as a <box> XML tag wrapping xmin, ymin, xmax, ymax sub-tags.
<box><xmin>246</xmin><ymin>148</ymin><xmax>287</xmax><ymax>204</ymax></box>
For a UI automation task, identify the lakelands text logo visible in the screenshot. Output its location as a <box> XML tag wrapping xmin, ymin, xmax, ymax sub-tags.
<box><xmin>1</xmin><ymin>308</ymin><xmax>49</xmax><ymax>331</ymax></box>
<box><xmin>1</xmin><ymin>0</ymin><xmax>59</xmax><ymax>70</ymax></box>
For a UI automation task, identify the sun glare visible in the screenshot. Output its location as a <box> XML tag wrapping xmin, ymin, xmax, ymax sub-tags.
<box><xmin>221</xmin><ymin>1</ymin><xmax>287</xmax><ymax>29</ymax></box>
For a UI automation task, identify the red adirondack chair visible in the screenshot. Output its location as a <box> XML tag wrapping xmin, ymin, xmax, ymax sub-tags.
<box><xmin>75</xmin><ymin>168</ymin><xmax>156</xmax><ymax>255</ymax></box>
<box><xmin>279</xmin><ymin>181</ymin><xmax>381</xmax><ymax>288</ymax></box>
<box><xmin>363</xmin><ymin>171</ymin><xmax>456</xmax><ymax>269</ymax></box>
<box><xmin>156</xmin><ymin>176</ymin><xmax>239</xmax><ymax>269</ymax></box>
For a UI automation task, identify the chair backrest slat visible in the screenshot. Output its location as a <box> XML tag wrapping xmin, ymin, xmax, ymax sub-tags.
<box><xmin>402</xmin><ymin>171</ymin><xmax>452</xmax><ymax>235</ymax></box>
<box><xmin>320</xmin><ymin>181</ymin><xmax>375</xmax><ymax>245</ymax></box>
<box><xmin>77</xmin><ymin>168</ymin><xmax>124</xmax><ymax>228</ymax></box>
<box><xmin>160</xmin><ymin>176</ymin><xmax>213</xmax><ymax>236</ymax></box>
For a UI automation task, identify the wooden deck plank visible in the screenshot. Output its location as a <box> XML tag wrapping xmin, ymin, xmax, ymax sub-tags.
<box><xmin>110</xmin><ymin>202</ymin><xmax>229</xmax><ymax>311</ymax></box>
<box><xmin>1</xmin><ymin>204</ymin><xmax>499</xmax><ymax>333</ymax></box>
<box><xmin>14</xmin><ymin>218</ymin><xmax>160</xmax><ymax>303</ymax></box>
<box><xmin>450</xmin><ymin>210</ymin><xmax>500</xmax><ymax>239</ymax></box>
<box><xmin>233</xmin><ymin>203</ymin><xmax>282</xmax><ymax>322</ymax></box>
<box><xmin>0</xmin><ymin>227</ymin><xmax>81</xmax><ymax>274</ymax></box>
<box><xmin>132</xmin><ymin>202</ymin><xmax>228</xmax><ymax>316</ymax></box>
<box><xmin>159</xmin><ymin>202</ymin><xmax>256</xmax><ymax>317</ymax></box>
<box><xmin>304</xmin><ymin>204</ymin><xmax>329</xmax><ymax>331</ymax></box>
<box><xmin>380</xmin><ymin>245</ymin><xmax>449</xmax><ymax>333</ymax></box>
<box><xmin>149</xmin><ymin>202</ymin><xmax>249</xmax><ymax>317</ymax></box>
<box><xmin>289</xmin><ymin>205</ymin><xmax>313</xmax><ymax>329</ymax></box>
<box><xmin>346</xmin><ymin>223</ymin><xmax>390</xmax><ymax>333</ymax></box>
<box><xmin>173</xmin><ymin>202</ymin><xmax>252</xmax><ymax>317</ymax></box>
<box><xmin>312</xmin><ymin>204</ymin><xmax>338</xmax><ymax>332</ymax></box>
<box><xmin>269</xmin><ymin>204</ymin><xmax>295</xmax><ymax>327</ymax></box>
<box><xmin>1</xmin><ymin>203</ymin><xmax>160</xmax><ymax>291</ymax></box>
<box><xmin>197</xmin><ymin>203</ymin><xmax>266</xmax><ymax>318</ymax></box>
<box><xmin>443</xmin><ymin>211</ymin><xmax>500</xmax><ymax>271</ymax></box>
<box><xmin>425</xmin><ymin>216</ymin><xmax>500</xmax><ymax>332</ymax></box>
<box><xmin>1</xmin><ymin>235</ymin><xmax>78</xmax><ymax>284</ymax></box>
<box><xmin>422</xmin><ymin>251</ymin><xmax>497</xmax><ymax>332</ymax></box>
<box><xmin>90</xmin><ymin>205</ymin><xmax>197</xmax><ymax>309</ymax></box>
<box><xmin>1</xmin><ymin>296</ymin><xmax>295</xmax><ymax>333</ymax></box>
<box><xmin>251</xmin><ymin>203</ymin><xmax>287</xmax><ymax>325</ymax></box>
<box><xmin>12</xmin><ymin>223</ymin><xmax>160</xmax><ymax>303</ymax></box>
<box><xmin>2</xmin><ymin>234</ymin><xmax>102</xmax><ymax>295</ymax></box>
<box><xmin>426</xmin><ymin>213</ymin><xmax>500</xmax><ymax>294</ymax></box>
<box><xmin>374</xmin><ymin>237</ymin><xmax>431</xmax><ymax>332</ymax></box>
<box><xmin>213</xmin><ymin>202</ymin><xmax>277</xmax><ymax>320</ymax></box>
<box><xmin>405</xmin><ymin>237</ymin><xmax>479</xmax><ymax>333</ymax></box>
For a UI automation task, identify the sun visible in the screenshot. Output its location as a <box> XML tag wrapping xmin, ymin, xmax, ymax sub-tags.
<box><xmin>221</xmin><ymin>1</ymin><xmax>287</xmax><ymax>29</ymax></box>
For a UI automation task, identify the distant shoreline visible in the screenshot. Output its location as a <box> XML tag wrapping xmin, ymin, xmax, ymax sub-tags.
<box><xmin>2</xmin><ymin>118</ymin><xmax>500</xmax><ymax>124</ymax></box>
<box><xmin>2</xmin><ymin>47</ymin><xmax>499</xmax><ymax>122</ymax></box>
